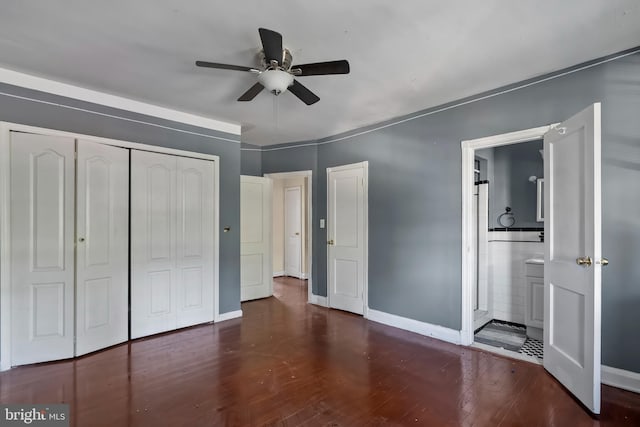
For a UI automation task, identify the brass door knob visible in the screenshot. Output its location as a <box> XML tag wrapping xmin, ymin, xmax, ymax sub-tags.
<box><xmin>598</xmin><ymin>258</ymin><xmax>609</xmax><ymax>266</ymax></box>
<box><xmin>327</xmin><ymin>240</ymin><xmax>334</xmax><ymax>245</ymax></box>
<box><xmin>576</xmin><ymin>256</ymin><xmax>592</xmax><ymax>267</ymax></box>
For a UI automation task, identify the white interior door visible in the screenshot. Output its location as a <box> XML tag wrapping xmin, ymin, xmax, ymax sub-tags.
<box><xmin>284</xmin><ymin>186</ymin><xmax>302</xmax><ymax>278</ymax></box>
<box><xmin>10</xmin><ymin>132</ymin><xmax>75</xmax><ymax>365</ymax></box>
<box><xmin>176</xmin><ymin>156</ymin><xmax>215</xmax><ymax>328</ymax></box>
<box><xmin>543</xmin><ymin>103</ymin><xmax>602</xmax><ymax>414</ymax></box>
<box><xmin>327</xmin><ymin>162</ymin><xmax>367</xmax><ymax>315</ymax></box>
<box><xmin>131</xmin><ymin>150</ymin><xmax>177</xmax><ymax>339</ymax></box>
<box><xmin>240</xmin><ymin>175</ymin><xmax>272</xmax><ymax>301</ymax></box>
<box><xmin>75</xmin><ymin>140</ymin><xmax>129</xmax><ymax>356</ymax></box>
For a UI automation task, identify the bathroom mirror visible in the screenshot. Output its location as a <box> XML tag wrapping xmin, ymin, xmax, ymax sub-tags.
<box><xmin>536</xmin><ymin>178</ymin><xmax>544</xmax><ymax>222</ymax></box>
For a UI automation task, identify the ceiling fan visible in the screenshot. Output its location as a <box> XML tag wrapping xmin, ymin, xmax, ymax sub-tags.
<box><xmin>195</xmin><ymin>28</ymin><xmax>350</xmax><ymax>106</ymax></box>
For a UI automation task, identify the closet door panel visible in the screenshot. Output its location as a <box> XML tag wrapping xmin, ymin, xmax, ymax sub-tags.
<box><xmin>131</xmin><ymin>150</ymin><xmax>177</xmax><ymax>338</ymax></box>
<box><xmin>10</xmin><ymin>132</ymin><xmax>75</xmax><ymax>366</ymax></box>
<box><xmin>75</xmin><ymin>139</ymin><xmax>129</xmax><ymax>356</ymax></box>
<box><xmin>176</xmin><ymin>157</ymin><xmax>214</xmax><ymax>327</ymax></box>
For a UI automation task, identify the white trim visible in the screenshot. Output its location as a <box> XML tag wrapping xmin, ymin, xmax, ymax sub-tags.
<box><xmin>264</xmin><ymin>170</ymin><xmax>313</xmax><ymax>304</ymax></box>
<box><xmin>326</xmin><ymin>161</ymin><xmax>369</xmax><ymax>317</ymax></box>
<box><xmin>215</xmin><ymin>310</ymin><xmax>243</xmax><ymax>322</ymax></box>
<box><xmin>0</xmin><ymin>121</ymin><xmax>221</xmax><ymax>371</ymax></box>
<box><xmin>460</xmin><ymin>125</ymin><xmax>557</xmax><ymax>346</ymax></box>
<box><xmin>0</xmin><ymin>124</ymin><xmax>11</xmax><ymax>371</ymax></box>
<box><xmin>300</xmin><ymin>273</ymin><xmax>309</xmax><ymax>280</ymax></box>
<box><xmin>602</xmin><ymin>365</ymin><xmax>640</xmax><ymax>394</ymax></box>
<box><xmin>260</xmin><ymin>47</ymin><xmax>640</xmax><ymax>152</ymax></box>
<box><xmin>265</xmin><ymin>170</ymin><xmax>311</xmax><ymax>179</ymax></box>
<box><xmin>0</xmin><ymin>67</ymin><xmax>240</xmax><ymax>135</ymax></box>
<box><xmin>308</xmin><ymin>294</ymin><xmax>328</xmax><ymax>307</ymax></box>
<box><xmin>273</xmin><ymin>271</ymin><xmax>285</xmax><ymax>277</ymax></box>
<box><xmin>367</xmin><ymin>308</ymin><xmax>462</xmax><ymax>345</ymax></box>
<box><xmin>0</xmin><ymin>122</ymin><xmax>223</xmax><ymax>161</ymax></box>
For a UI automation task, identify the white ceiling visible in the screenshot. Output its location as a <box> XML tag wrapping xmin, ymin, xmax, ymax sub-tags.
<box><xmin>1</xmin><ymin>1</ymin><xmax>639</xmax><ymax>146</ymax></box>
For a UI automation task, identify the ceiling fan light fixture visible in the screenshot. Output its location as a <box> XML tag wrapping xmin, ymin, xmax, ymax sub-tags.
<box><xmin>258</xmin><ymin>69</ymin><xmax>293</xmax><ymax>95</ymax></box>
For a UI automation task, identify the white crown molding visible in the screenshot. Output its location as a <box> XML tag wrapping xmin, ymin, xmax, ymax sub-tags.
<box><xmin>0</xmin><ymin>67</ymin><xmax>240</xmax><ymax>135</ymax></box>
<box><xmin>366</xmin><ymin>308</ymin><xmax>462</xmax><ymax>345</ymax></box>
<box><xmin>215</xmin><ymin>310</ymin><xmax>243</xmax><ymax>322</ymax></box>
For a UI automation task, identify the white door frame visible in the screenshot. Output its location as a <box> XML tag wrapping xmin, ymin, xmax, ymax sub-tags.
<box><xmin>460</xmin><ymin>124</ymin><xmax>557</xmax><ymax>347</ymax></box>
<box><xmin>264</xmin><ymin>171</ymin><xmax>313</xmax><ymax>302</ymax></box>
<box><xmin>326</xmin><ymin>161</ymin><xmax>369</xmax><ymax>317</ymax></box>
<box><xmin>0</xmin><ymin>121</ymin><xmax>221</xmax><ymax>371</ymax></box>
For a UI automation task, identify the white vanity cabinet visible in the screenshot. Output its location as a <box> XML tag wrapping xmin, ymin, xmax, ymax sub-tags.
<box><xmin>524</xmin><ymin>259</ymin><xmax>544</xmax><ymax>340</ymax></box>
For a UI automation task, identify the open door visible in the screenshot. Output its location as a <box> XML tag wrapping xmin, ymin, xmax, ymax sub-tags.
<box><xmin>543</xmin><ymin>103</ymin><xmax>602</xmax><ymax>414</ymax></box>
<box><xmin>240</xmin><ymin>175</ymin><xmax>273</xmax><ymax>301</ymax></box>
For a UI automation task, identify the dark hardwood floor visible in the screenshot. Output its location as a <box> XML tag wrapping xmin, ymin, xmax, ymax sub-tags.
<box><xmin>1</xmin><ymin>276</ymin><xmax>639</xmax><ymax>426</ymax></box>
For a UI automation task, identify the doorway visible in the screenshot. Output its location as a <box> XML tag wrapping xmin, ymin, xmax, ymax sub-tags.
<box><xmin>264</xmin><ymin>171</ymin><xmax>313</xmax><ymax>302</ymax></box>
<box><xmin>461</xmin><ymin>124</ymin><xmax>555</xmax><ymax>356</ymax></box>
<box><xmin>470</xmin><ymin>139</ymin><xmax>545</xmax><ymax>363</ymax></box>
<box><xmin>460</xmin><ymin>103</ymin><xmax>604</xmax><ymax>414</ymax></box>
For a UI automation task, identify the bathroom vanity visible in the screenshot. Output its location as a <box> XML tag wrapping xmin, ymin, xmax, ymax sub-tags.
<box><xmin>524</xmin><ymin>258</ymin><xmax>544</xmax><ymax>340</ymax></box>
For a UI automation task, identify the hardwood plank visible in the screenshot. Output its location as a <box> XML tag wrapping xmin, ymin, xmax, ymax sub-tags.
<box><xmin>0</xmin><ymin>276</ymin><xmax>638</xmax><ymax>426</ymax></box>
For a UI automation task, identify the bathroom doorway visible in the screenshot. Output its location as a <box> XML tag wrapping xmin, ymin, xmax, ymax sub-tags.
<box><xmin>468</xmin><ymin>136</ymin><xmax>546</xmax><ymax>364</ymax></box>
<box><xmin>461</xmin><ymin>104</ymin><xmax>605</xmax><ymax>415</ymax></box>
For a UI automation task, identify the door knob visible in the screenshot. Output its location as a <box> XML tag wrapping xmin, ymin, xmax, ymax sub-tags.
<box><xmin>295</xmin><ymin>232</ymin><xmax>300</xmax><ymax>235</ymax></box>
<box><xmin>327</xmin><ymin>239</ymin><xmax>334</xmax><ymax>245</ymax></box>
<box><xmin>597</xmin><ymin>258</ymin><xmax>609</xmax><ymax>266</ymax></box>
<box><xmin>576</xmin><ymin>256</ymin><xmax>592</xmax><ymax>267</ymax></box>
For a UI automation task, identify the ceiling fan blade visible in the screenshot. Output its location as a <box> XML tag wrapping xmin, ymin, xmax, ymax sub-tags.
<box><xmin>195</xmin><ymin>61</ymin><xmax>256</xmax><ymax>72</ymax></box>
<box><xmin>259</xmin><ymin>28</ymin><xmax>283</xmax><ymax>65</ymax></box>
<box><xmin>289</xmin><ymin>80</ymin><xmax>320</xmax><ymax>105</ymax></box>
<box><xmin>291</xmin><ymin>60</ymin><xmax>350</xmax><ymax>76</ymax></box>
<box><xmin>237</xmin><ymin>82</ymin><xmax>265</xmax><ymax>101</ymax></box>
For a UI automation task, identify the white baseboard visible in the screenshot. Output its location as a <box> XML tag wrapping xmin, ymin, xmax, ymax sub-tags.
<box><xmin>366</xmin><ymin>308</ymin><xmax>462</xmax><ymax>345</ymax></box>
<box><xmin>602</xmin><ymin>365</ymin><xmax>640</xmax><ymax>394</ymax></box>
<box><xmin>215</xmin><ymin>310</ymin><xmax>243</xmax><ymax>322</ymax></box>
<box><xmin>301</xmin><ymin>273</ymin><xmax>309</xmax><ymax>280</ymax></box>
<box><xmin>273</xmin><ymin>271</ymin><xmax>285</xmax><ymax>277</ymax></box>
<box><xmin>308</xmin><ymin>294</ymin><xmax>328</xmax><ymax>307</ymax></box>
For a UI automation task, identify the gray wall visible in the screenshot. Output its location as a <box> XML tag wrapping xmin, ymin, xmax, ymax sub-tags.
<box><xmin>479</xmin><ymin>140</ymin><xmax>544</xmax><ymax>229</ymax></box>
<box><xmin>240</xmin><ymin>143</ymin><xmax>262</xmax><ymax>176</ymax></box>
<box><xmin>261</xmin><ymin>50</ymin><xmax>640</xmax><ymax>373</ymax></box>
<box><xmin>0</xmin><ymin>83</ymin><xmax>242</xmax><ymax>314</ymax></box>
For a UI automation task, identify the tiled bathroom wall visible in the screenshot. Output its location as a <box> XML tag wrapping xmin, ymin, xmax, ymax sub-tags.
<box><xmin>488</xmin><ymin>231</ymin><xmax>543</xmax><ymax>324</ymax></box>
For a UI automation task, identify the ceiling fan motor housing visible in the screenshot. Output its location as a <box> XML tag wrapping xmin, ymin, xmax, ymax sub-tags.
<box><xmin>258</xmin><ymin>48</ymin><xmax>293</xmax><ymax>71</ymax></box>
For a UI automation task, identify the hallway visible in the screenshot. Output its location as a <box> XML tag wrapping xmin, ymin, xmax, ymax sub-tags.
<box><xmin>0</xmin><ymin>276</ymin><xmax>638</xmax><ymax>425</ymax></box>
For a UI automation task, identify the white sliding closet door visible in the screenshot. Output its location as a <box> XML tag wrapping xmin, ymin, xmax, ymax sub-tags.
<box><xmin>131</xmin><ymin>150</ymin><xmax>214</xmax><ymax>339</ymax></box>
<box><xmin>75</xmin><ymin>140</ymin><xmax>129</xmax><ymax>356</ymax></box>
<box><xmin>176</xmin><ymin>156</ymin><xmax>214</xmax><ymax>328</ymax></box>
<box><xmin>10</xmin><ymin>132</ymin><xmax>75</xmax><ymax>365</ymax></box>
